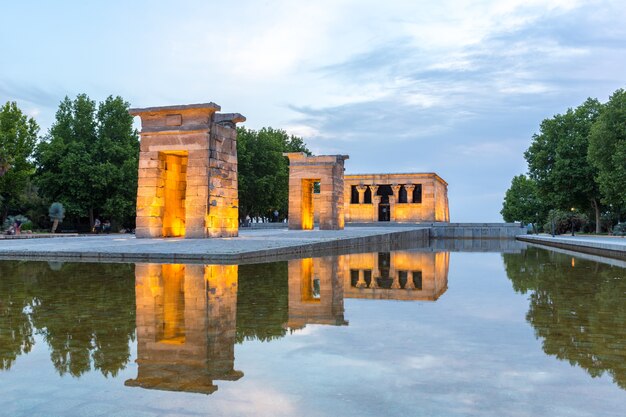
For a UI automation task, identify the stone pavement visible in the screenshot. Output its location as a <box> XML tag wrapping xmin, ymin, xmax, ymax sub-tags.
<box><xmin>0</xmin><ymin>226</ymin><xmax>428</xmax><ymax>264</ymax></box>
<box><xmin>517</xmin><ymin>234</ymin><xmax>626</xmax><ymax>259</ymax></box>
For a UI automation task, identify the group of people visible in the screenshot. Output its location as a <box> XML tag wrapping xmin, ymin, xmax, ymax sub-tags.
<box><xmin>93</xmin><ymin>218</ymin><xmax>111</xmax><ymax>234</ymax></box>
<box><xmin>5</xmin><ymin>219</ymin><xmax>22</xmax><ymax>235</ymax></box>
<box><xmin>240</xmin><ymin>210</ymin><xmax>284</xmax><ymax>227</ymax></box>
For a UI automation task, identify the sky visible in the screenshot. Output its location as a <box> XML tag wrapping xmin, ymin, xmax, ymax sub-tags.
<box><xmin>1</xmin><ymin>0</ymin><xmax>625</xmax><ymax>221</ymax></box>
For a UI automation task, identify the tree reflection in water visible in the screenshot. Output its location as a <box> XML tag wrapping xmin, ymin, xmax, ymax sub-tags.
<box><xmin>0</xmin><ymin>249</ymin><xmax>448</xmax><ymax>392</ymax></box>
<box><xmin>502</xmin><ymin>247</ymin><xmax>626</xmax><ymax>389</ymax></box>
<box><xmin>0</xmin><ymin>261</ymin><xmax>35</xmax><ymax>370</ymax></box>
<box><xmin>0</xmin><ymin>260</ymin><xmax>136</xmax><ymax>377</ymax></box>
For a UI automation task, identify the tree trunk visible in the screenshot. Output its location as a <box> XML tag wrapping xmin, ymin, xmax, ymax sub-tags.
<box><xmin>1</xmin><ymin>207</ymin><xmax>7</xmax><ymax>228</ymax></box>
<box><xmin>591</xmin><ymin>199</ymin><xmax>601</xmax><ymax>234</ymax></box>
<box><xmin>52</xmin><ymin>219</ymin><xmax>59</xmax><ymax>233</ymax></box>
<box><xmin>89</xmin><ymin>207</ymin><xmax>94</xmax><ymax>228</ymax></box>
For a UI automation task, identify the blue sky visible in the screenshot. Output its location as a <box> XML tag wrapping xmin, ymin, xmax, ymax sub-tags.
<box><xmin>1</xmin><ymin>0</ymin><xmax>625</xmax><ymax>221</ymax></box>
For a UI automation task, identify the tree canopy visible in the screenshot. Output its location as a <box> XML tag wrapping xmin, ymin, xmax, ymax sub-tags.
<box><xmin>0</xmin><ymin>101</ymin><xmax>39</xmax><ymax>221</ymax></box>
<box><xmin>35</xmin><ymin>94</ymin><xmax>139</xmax><ymax>228</ymax></box>
<box><xmin>523</xmin><ymin>98</ymin><xmax>603</xmax><ymax>232</ymax></box>
<box><xmin>503</xmin><ymin>89</ymin><xmax>626</xmax><ymax>233</ymax></box>
<box><xmin>588</xmin><ymin>89</ymin><xmax>626</xmax><ymax>210</ymax></box>
<box><xmin>237</xmin><ymin>126</ymin><xmax>310</xmax><ymax>218</ymax></box>
<box><xmin>500</xmin><ymin>175</ymin><xmax>543</xmax><ymax>225</ymax></box>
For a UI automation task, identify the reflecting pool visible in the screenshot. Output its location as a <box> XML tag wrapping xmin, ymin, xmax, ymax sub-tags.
<box><xmin>0</xmin><ymin>245</ymin><xmax>625</xmax><ymax>416</ymax></box>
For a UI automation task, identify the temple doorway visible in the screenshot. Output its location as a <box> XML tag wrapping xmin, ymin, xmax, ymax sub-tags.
<box><xmin>377</xmin><ymin>185</ymin><xmax>392</xmax><ymax>221</ymax></box>
<box><xmin>378</xmin><ymin>203</ymin><xmax>390</xmax><ymax>221</ymax></box>
<box><xmin>160</xmin><ymin>152</ymin><xmax>188</xmax><ymax>237</ymax></box>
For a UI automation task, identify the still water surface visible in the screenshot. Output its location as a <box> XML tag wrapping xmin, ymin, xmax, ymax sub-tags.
<box><xmin>0</xmin><ymin>245</ymin><xmax>624</xmax><ymax>416</ymax></box>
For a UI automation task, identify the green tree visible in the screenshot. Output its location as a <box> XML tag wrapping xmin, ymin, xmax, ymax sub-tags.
<box><xmin>501</xmin><ymin>175</ymin><xmax>544</xmax><ymax>230</ymax></box>
<box><xmin>92</xmin><ymin>96</ymin><xmax>139</xmax><ymax>227</ymax></box>
<box><xmin>588</xmin><ymin>89</ymin><xmax>626</xmax><ymax>213</ymax></box>
<box><xmin>524</xmin><ymin>98</ymin><xmax>603</xmax><ymax>232</ymax></box>
<box><xmin>0</xmin><ymin>101</ymin><xmax>39</xmax><ymax>222</ymax></box>
<box><xmin>35</xmin><ymin>95</ymin><xmax>139</xmax><ymax>229</ymax></box>
<box><xmin>237</xmin><ymin>127</ymin><xmax>310</xmax><ymax>219</ymax></box>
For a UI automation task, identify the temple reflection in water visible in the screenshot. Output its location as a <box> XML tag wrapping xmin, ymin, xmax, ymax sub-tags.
<box><xmin>125</xmin><ymin>250</ymin><xmax>449</xmax><ymax>394</ymax></box>
<box><xmin>125</xmin><ymin>264</ymin><xmax>242</xmax><ymax>394</ymax></box>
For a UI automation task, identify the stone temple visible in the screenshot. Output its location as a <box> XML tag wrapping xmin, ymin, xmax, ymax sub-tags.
<box><xmin>311</xmin><ymin>173</ymin><xmax>450</xmax><ymax>224</ymax></box>
<box><xmin>131</xmin><ymin>103</ymin><xmax>245</xmax><ymax>239</ymax></box>
<box><xmin>343</xmin><ymin>173</ymin><xmax>450</xmax><ymax>223</ymax></box>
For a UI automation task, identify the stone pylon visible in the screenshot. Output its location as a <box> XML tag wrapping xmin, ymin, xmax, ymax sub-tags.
<box><xmin>131</xmin><ymin>103</ymin><xmax>245</xmax><ymax>238</ymax></box>
<box><xmin>283</xmin><ymin>153</ymin><xmax>349</xmax><ymax>230</ymax></box>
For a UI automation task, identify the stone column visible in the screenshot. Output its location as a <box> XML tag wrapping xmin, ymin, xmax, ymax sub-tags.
<box><xmin>391</xmin><ymin>271</ymin><xmax>401</xmax><ymax>289</ymax></box>
<box><xmin>356</xmin><ymin>185</ymin><xmax>367</xmax><ymax>204</ymax></box>
<box><xmin>404</xmin><ymin>184</ymin><xmax>416</xmax><ymax>203</ymax></box>
<box><xmin>391</xmin><ymin>184</ymin><xmax>401</xmax><ymax>202</ymax></box>
<box><xmin>405</xmin><ymin>271</ymin><xmax>415</xmax><ymax>289</ymax></box>
<box><xmin>356</xmin><ymin>269</ymin><xmax>366</xmax><ymax>288</ymax></box>
<box><xmin>390</xmin><ymin>184</ymin><xmax>401</xmax><ymax>221</ymax></box>
<box><xmin>370</xmin><ymin>185</ymin><xmax>379</xmax><ymax>222</ymax></box>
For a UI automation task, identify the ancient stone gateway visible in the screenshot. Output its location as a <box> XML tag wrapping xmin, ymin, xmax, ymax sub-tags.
<box><xmin>131</xmin><ymin>103</ymin><xmax>244</xmax><ymax>239</ymax></box>
<box><xmin>283</xmin><ymin>153</ymin><xmax>349</xmax><ymax>230</ymax></box>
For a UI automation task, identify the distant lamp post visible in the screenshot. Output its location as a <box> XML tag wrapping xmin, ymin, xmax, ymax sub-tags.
<box><xmin>570</xmin><ymin>207</ymin><xmax>576</xmax><ymax>236</ymax></box>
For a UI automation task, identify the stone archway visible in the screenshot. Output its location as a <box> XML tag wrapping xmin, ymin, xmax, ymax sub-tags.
<box><xmin>131</xmin><ymin>103</ymin><xmax>245</xmax><ymax>238</ymax></box>
<box><xmin>283</xmin><ymin>153</ymin><xmax>349</xmax><ymax>230</ymax></box>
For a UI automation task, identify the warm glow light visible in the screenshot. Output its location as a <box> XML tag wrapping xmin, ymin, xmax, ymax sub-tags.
<box><xmin>301</xmin><ymin>179</ymin><xmax>316</xmax><ymax>230</ymax></box>
<box><xmin>299</xmin><ymin>258</ymin><xmax>320</xmax><ymax>303</ymax></box>
<box><xmin>161</xmin><ymin>153</ymin><xmax>188</xmax><ymax>238</ymax></box>
<box><xmin>159</xmin><ymin>264</ymin><xmax>186</xmax><ymax>344</ymax></box>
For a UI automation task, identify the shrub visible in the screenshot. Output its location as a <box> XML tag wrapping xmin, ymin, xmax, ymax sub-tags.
<box><xmin>543</xmin><ymin>209</ymin><xmax>588</xmax><ymax>235</ymax></box>
<box><xmin>613</xmin><ymin>222</ymin><xmax>626</xmax><ymax>236</ymax></box>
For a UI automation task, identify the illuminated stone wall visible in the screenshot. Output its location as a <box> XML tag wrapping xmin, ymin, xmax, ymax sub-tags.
<box><xmin>126</xmin><ymin>263</ymin><xmax>242</xmax><ymax>394</ymax></box>
<box><xmin>131</xmin><ymin>103</ymin><xmax>245</xmax><ymax>238</ymax></box>
<box><xmin>283</xmin><ymin>153</ymin><xmax>349</xmax><ymax>230</ymax></box>
<box><xmin>343</xmin><ymin>173</ymin><xmax>450</xmax><ymax>223</ymax></box>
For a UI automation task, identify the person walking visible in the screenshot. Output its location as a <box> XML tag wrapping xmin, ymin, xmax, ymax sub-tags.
<box><xmin>94</xmin><ymin>218</ymin><xmax>102</xmax><ymax>233</ymax></box>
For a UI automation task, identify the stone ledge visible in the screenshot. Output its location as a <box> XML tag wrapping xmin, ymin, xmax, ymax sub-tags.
<box><xmin>0</xmin><ymin>233</ymin><xmax>80</xmax><ymax>239</ymax></box>
<box><xmin>0</xmin><ymin>227</ymin><xmax>428</xmax><ymax>265</ymax></box>
<box><xmin>517</xmin><ymin>235</ymin><xmax>626</xmax><ymax>260</ymax></box>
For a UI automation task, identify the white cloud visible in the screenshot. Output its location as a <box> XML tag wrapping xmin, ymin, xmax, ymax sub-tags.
<box><xmin>2</xmin><ymin>0</ymin><xmax>625</xmax><ymax>221</ymax></box>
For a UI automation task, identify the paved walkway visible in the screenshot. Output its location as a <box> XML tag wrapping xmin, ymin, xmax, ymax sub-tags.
<box><xmin>0</xmin><ymin>226</ymin><xmax>428</xmax><ymax>264</ymax></box>
<box><xmin>517</xmin><ymin>234</ymin><xmax>626</xmax><ymax>259</ymax></box>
